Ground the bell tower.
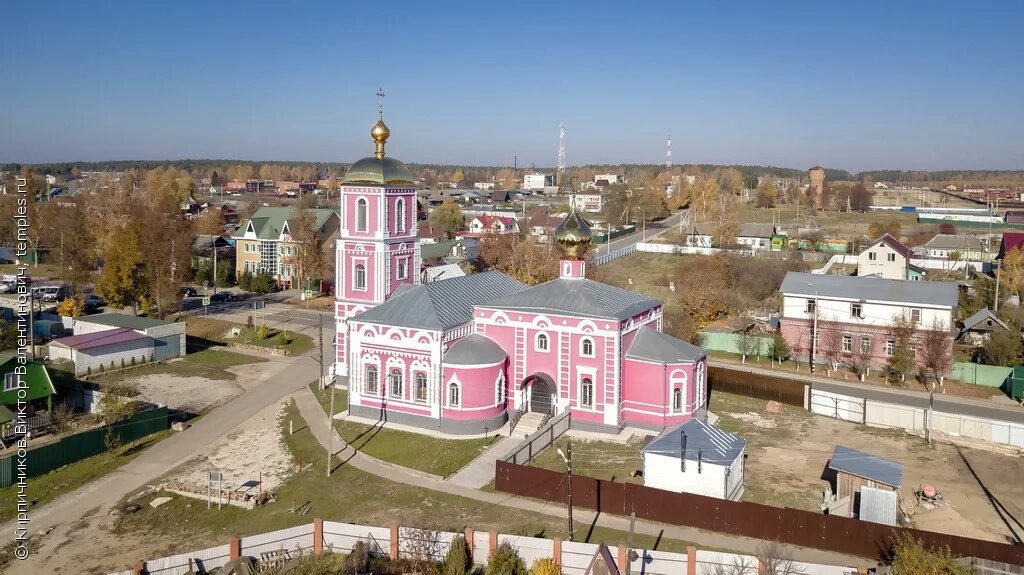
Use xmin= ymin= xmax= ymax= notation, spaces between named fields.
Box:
xmin=335 ymin=91 xmax=420 ymax=376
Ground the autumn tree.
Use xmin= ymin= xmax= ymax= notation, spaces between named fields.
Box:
xmin=802 ymin=185 xmax=817 ymax=210
xmin=769 ymin=332 xmax=791 ymax=364
xmin=495 ymin=168 xmax=519 ymax=190
xmin=95 ymin=221 xmax=148 ymax=314
xmin=999 ymin=248 xmax=1024 ymax=298
xmin=888 ymin=533 xmax=973 ymax=575
xmin=937 ymin=222 xmax=957 ymax=234
xmin=754 ymin=177 xmax=779 ymax=208
xmin=428 ymin=201 xmax=465 ymax=239
xmin=56 ymin=296 xmax=85 ymax=318
xmin=718 ymin=168 xmax=745 ymax=195
xmin=849 ymin=183 xmax=875 ymax=212
xmin=867 ymin=220 xmax=902 ymax=239
xmin=818 ymin=316 xmax=844 ymax=372
xmin=284 ymin=203 xmax=329 ymax=292
xmin=673 ymin=255 xmax=730 ymax=329
xmin=887 ymin=312 xmax=917 ymax=384
xmin=475 ymin=235 xmax=558 ymax=285
xmin=707 ymin=191 xmax=740 ymax=247
xmin=138 ymin=175 xmax=193 ymax=318
xmin=920 ymin=318 xmax=952 ymax=384
xmin=143 ymin=166 xmax=196 ymax=202
xmin=194 ymin=208 xmax=226 ymax=236
xmin=982 ymin=328 xmax=1022 ymax=367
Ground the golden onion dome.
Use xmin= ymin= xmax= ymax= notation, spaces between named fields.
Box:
xmin=371 ymin=119 xmax=390 ymax=146
xmin=554 ymin=203 xmax=593 ymax=259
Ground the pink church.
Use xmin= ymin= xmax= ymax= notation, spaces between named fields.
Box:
xmin=335 ymin=115 xmax=708 ymax=435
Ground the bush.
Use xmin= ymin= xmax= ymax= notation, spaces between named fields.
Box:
xmin=443 ymin=536 xmax=472 ymax=575
xmin=256 ymin=324 xmax=271 ymax=340
xmin=344 ymin=540 xmax=369 ymax=574
xmin=889 ymin=533 xmax=972 ymax=575
xmin=130 ymin=356 xmax=136 ymax=366
xmin=530 ymin=558 xmax=560 ymax=575
xmin=238 ymin=271 xmax=253 ymax=292
xmin=120 ymin=358 xmax=126 ymax=368
xmin=486 ymin=542 xmax=526 ymax=575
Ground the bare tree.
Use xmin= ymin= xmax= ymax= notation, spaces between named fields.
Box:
xmin=887 ymin=312 xmax=917 ymax=385
xmin=818 ymin=316 xmax=844 ymax=373
xmin=737 ymin=323 xmax=760 ymax=364
xmin=702 ymin=542 xmax=805 ymax=575
xmin=920 ymin=318 xmax=952 ymax=386
xmin=851 ymin=336 xmax=874 ymax=382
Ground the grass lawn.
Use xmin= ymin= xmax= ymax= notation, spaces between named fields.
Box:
xmin=184 ymin=316 xmax=314 ymax=355
xmin=531 ymin=437 xmax=646 ymax=485
xmin=112 ymin=402 xmax=707 ymax=559
xmin=307 ymin=383 xmax=496 ymax=477
xmin=0 ymin=430 xmax=171 ymax=522
xmin=91 ymin=349 xmax=265 ymax=384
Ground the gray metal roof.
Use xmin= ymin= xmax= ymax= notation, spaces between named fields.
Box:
xmin=828 ymin=445 xmax=904 ymax=487
xmin=924 ymin=233 xmax=985 ymax=251
xmin=959 ymin=308 xmax=1010 ymax=338
xmin=482 ymin=278 xmax=661 ymax=321
xmin=643 ymin=419 xmax=746 ymax=465
xmin=626 ymin=326 xmax=706 ymax=364
xmin=354 ymin=271 xmax=527 ymax=331
xmin=77 ymin=313 xmax=175 ymax=330
xmin=780 ymin=272 xmax=958 ymax=308
xmin=443 ymin=334 xmax=507 ymax=365
xmin=689 ymin=222 xmax=775 ymax=238
xmin=859 ymin=486 xmax=898 ymax=526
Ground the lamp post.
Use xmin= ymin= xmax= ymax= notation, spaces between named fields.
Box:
xmin=809 ymin=282 xmax=819 ymax=374
xmin=556 ymin=444 xmax=573 ymax=541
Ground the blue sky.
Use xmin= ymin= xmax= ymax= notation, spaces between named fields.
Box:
xmin=2 ymin=1 xmax=1022 ymax=171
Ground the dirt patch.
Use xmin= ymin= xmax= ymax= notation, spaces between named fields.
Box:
xmin=119 ymin=358 xmax=278 ymax=413
xmin=711 ymin=392 xmax=1024 ymax=544
xmin=169 ymin=400 xmax=295 ymax=498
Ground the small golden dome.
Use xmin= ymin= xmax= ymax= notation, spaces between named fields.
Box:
xmin=371 ymin=119 xmax=390 ymax=143
xmin=554 ymin=204 xmax=593 ymax=259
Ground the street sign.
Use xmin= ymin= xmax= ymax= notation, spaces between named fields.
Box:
xmin=304 ymin=289 xmax=314 ymax=300
xmin=202 ymin=296 xmax=211 ymax=306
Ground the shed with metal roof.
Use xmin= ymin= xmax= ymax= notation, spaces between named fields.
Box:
xmin=827 ymin=444 xmax=903 ymax=501
xmin=49 ymin=327 xmax=156 ymax=375
xmin=73 ymin=313 xmax=186 ymax=360
xmin=642 ymin=419 xmax=746 ymax=500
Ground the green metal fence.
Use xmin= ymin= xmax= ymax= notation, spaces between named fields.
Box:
xmin=950 ymin=362 xmax=1013 ymax=388
xmin=0 ymin=406 xmax=169 ymax=488
xmin=699 ymin=331 xmax=774 ymax=357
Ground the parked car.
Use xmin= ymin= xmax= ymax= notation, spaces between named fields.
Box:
xmin=180 ymin=286 xmax=198 ymax=297
xmin=209 ymin=291 xmax=231 ymax=303
xmin=83 ymin=293 xmax=106 ymax=310
xmin=40 ymin=285 xmax=68 ymax=302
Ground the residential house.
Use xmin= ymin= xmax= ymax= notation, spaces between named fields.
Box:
xmin=232 ymin=206 xmax=340 ymax=288
xmin=778 ymin=272 xmax=958 ymax=370
xmin=474 ymin=182 xmax=495 ymax=190
xmin=685 ymin=223 xmax=776 ymax=250
xmin=526 ymin=209 xmax=564 ymax=242
xmin=192 ymin=234 xmax=236 ymax=274
xmin=642 ymin=419 xmax=746 ymax=500
xmin=594 ymin=174 xmax=620 ymax=187
xmin=420 ymin=238 xmax=476 ymax=265
xmin=856 ymin=234 xmax=923 ymax=281
xmin=468 ymin=215 xmax=519 ymax=235
xmin=956 ymin=308 xmax=1010 ymax=346
xmin=421 ymin=262 xmax=466 ymax=283
xmin=999 ymin=232 xmax=1024 ymax=259
xmin=490 ymin=189 xmax=515 ymax=203
xmin=0 ymin=354 xmax=56 ymax=417
xmin=571 ymin=193 xmax=604 ymax=213
xmin=923 ymin=234 xmax=986 ymax=260
xmin=73 ymin=313 xmax=187 ymax=360
xmin=523 ymin=173 xmax=555 ymax=191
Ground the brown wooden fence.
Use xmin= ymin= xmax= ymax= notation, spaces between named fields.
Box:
xmin=708 ymin=365 xmax=806 ymax=407
xmin=495 ymin=460 xmax=1024 ymax=566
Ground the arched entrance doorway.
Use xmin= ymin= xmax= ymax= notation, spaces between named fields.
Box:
xmin=524 ymin=374 xmax=555 ymax=415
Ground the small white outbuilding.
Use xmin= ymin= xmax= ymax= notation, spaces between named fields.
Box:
xmin=642 ymin=419 xmax=746 ymax=500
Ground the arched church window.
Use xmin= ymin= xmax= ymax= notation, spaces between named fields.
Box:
xmin=356 ymin=198 xmax=368 ymax=232
xmin=536 ymin=333 xmax=549 ymax=351
xmin=415 ymin=373 xmax=428 ymax=402
xmin=496 ymin=374 xmax=506 ymax=405
xmin=449 ymin=382 xmax=460 ymax=407
xmin=396 ymin=198 xmax=406 ymax=233
xmin=672 ymin=388 xmax=683 ymax=412
xmin=389 ymin=369 xmax=403 ymax=398
xmin=580 ymin=377 xmax=594 ymax=408
xmin=580 ymin=338 xmax=594 ymax=357
xmin=365 ymin=366 xmax=378 ymax=394
xmin=354 ymin=264 xmax=366 ymax=290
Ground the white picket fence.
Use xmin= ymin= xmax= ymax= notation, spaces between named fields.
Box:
xmin=108 ymin=520 xmax=857 ymax=575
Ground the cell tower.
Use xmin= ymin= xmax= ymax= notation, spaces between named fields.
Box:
xmin=557 ymin=122 xmax=567 ymax=184
xmin=665 ymin=135 xmax=672 ymax=168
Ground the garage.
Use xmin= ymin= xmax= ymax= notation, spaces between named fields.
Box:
xmin=73 ymin=313 xmax=187 ymax=360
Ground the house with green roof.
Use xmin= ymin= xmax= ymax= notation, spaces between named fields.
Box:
xmin=232 ymin=206 xmax=340 ymax=289
xmin=0 ymin=354 xmax=57 ymax=417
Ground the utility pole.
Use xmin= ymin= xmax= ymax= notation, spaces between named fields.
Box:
xmin=557 ymin=442 xmax=573 ymax=541
xmin=212 ymin=242 xmax=218 ymax=295
xmin=809 ymin=283 xmax=818 ymax=374
xmin=625 ymin=511 xmax=636 ymax=575
xmin=994 ymin=264 xmax=1001 ymax=312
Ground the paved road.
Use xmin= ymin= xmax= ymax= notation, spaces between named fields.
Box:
xmin=596 ymin=209 xmax=687 ymax=256
xmin=292 ymin=387 xmax=866 ymax=569
xmin=4 ymin=318 xmax=333 ymax=575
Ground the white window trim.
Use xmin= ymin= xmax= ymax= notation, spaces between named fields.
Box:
xmin=396 ymin=257 xmax=409 ymax=280
xmin=3 ymin=373 xmax=17 ymax=392
xmin=352 ymin=258 xmax=368 ymax=292
xmin=841 ymin=334 xmax=853 ymax=353
xmin=669 ymin=369 xmax=688 ymax=414
xmin=580 ymin=337 xmax=595 ymax=358
xmin=364 ymin=363 xmax=380 ymax=395
xmin=413 ymin=372 xmax=429 ymax=403
xmin=671 ymin=388 xmax=684 ymax=413
xmin=395 ymin=197 xmax=406 ymax=233
xmin=575 ymin=366 xmax=599 ymax=411
xmin=447 ymin=377 xmax=462 ymax=409
xmin=387 ymin=368 xmax=404 ymax=399
xmin=495 ymin=373 xmax=506 ymax=406
xmin=535 ymin=332 xmax=550 ymax=352
xmin=579 ymin=377 xmax=595 ymax=409
xmin=356 ymin=196 xmax=369 ymax=233
xmin=884 ymin=340 xmax=896 ymax=357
